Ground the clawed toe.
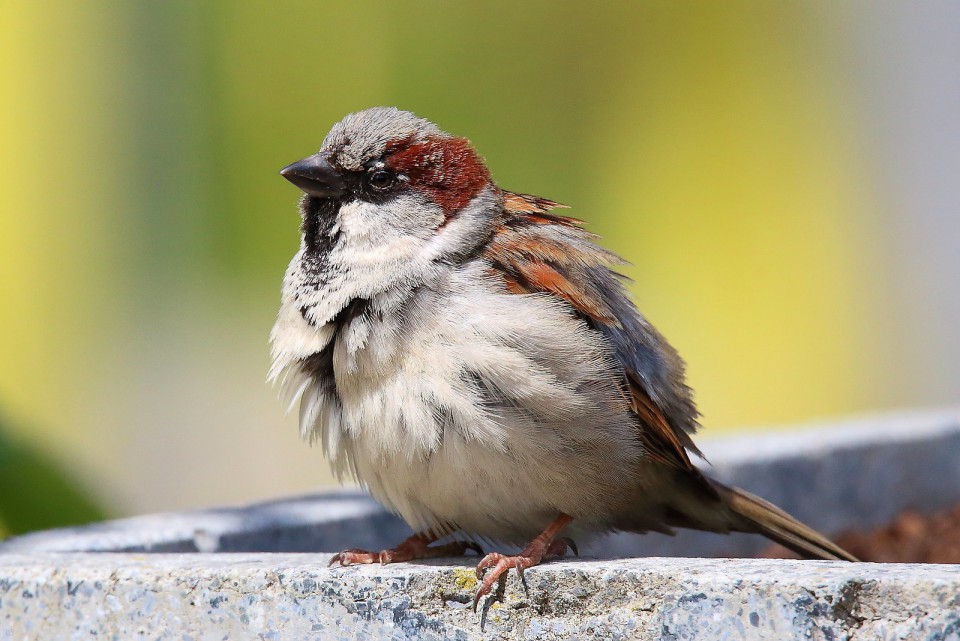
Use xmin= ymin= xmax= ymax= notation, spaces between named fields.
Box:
xmin=328 ymin=549 xmax=379 ymax=567
xmin=470 ymin=515 xmax=577 ymax=615
xmin=472 ymin=552 xmax=535 ymax=612
xmin=474 ymin=552 xmax=503 ymax=580
xmin=330 ymin=535 xmax=486 ymax=569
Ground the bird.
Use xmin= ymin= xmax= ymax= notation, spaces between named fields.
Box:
xmin=270 ymin=106 xmax=856 ymax=607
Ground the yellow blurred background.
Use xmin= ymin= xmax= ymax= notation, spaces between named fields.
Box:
xmin=1 ymin=2 xmax=958 ymax=526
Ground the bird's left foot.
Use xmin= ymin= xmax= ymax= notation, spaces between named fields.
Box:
xmin=472 ymin=514 xmax=576 ymax=611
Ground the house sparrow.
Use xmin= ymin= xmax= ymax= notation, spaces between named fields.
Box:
xmin=271 ymin=107 xmax=856 ymax=606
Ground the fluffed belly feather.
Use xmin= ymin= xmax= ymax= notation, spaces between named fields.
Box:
xmin=303 ymin=281 xmax=647 ymax=543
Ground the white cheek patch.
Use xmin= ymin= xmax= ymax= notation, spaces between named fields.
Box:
xmin=336 ymin=197 xmax=441 ymax=243
xmin=336 ymin=200 xmax=383 ymax=240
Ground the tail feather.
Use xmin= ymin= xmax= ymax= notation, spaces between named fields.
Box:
xmin=715 ymin=482 xmax=858 ymax=561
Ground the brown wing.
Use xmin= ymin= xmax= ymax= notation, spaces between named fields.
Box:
xmin=624 ymin=369 xmax=694 ymax=470
xmin=486 ymin=190 xmax=701 ymax=472
xmin=488 ymin=192 xmax=619 ymax=324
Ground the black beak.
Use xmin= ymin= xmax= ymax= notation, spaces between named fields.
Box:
xmin=280 ymin=153 xmax=347 ymax=199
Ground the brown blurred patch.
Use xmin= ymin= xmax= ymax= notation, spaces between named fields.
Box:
xmin=760 ymin=502 xmax=960 ymax=563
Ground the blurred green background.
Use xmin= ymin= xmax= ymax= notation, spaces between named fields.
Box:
xmin=2 ymin=2 xmax=959 ymax=535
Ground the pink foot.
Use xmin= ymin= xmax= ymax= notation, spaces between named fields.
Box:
xmin=471 ymin=515 xmax=576 ymax=610
xmin=328 ymin=534 xmax=482 ymax=567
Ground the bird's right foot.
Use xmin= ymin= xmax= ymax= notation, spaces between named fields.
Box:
xmin=328 ymin=534 xmax=482 ymax=567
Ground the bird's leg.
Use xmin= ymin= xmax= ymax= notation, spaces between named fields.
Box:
xmin=473 ymin=513 xmax=574 ymax=610
xmin=329 ymin=531 xmax=483 ymax=567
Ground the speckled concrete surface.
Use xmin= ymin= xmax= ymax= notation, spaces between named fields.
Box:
xmin=1 ymin=554 xmax=958 ymax=640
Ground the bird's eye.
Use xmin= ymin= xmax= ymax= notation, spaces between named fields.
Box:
xmin=368 ymin=169 xmax=396 ymax=192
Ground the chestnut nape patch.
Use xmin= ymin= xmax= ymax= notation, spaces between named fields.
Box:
xmin=385 ymin=135 xmax=491 ymax=216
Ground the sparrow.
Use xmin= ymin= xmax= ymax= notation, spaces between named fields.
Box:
xmin=271 ymin=107 xmax=856 ymax=607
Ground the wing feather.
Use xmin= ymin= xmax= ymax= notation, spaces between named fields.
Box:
xmin=486 ymin=191 xmax=702 ymax=471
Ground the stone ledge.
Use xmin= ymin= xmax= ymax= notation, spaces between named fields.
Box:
xmin=1 ymin=554 xmax=957 ymax=640
xmin=2 ymin=409 xmax=960 ymax=639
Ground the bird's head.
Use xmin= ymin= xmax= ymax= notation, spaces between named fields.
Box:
xmin=280 ymin=107 xmax=498 ymax=256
